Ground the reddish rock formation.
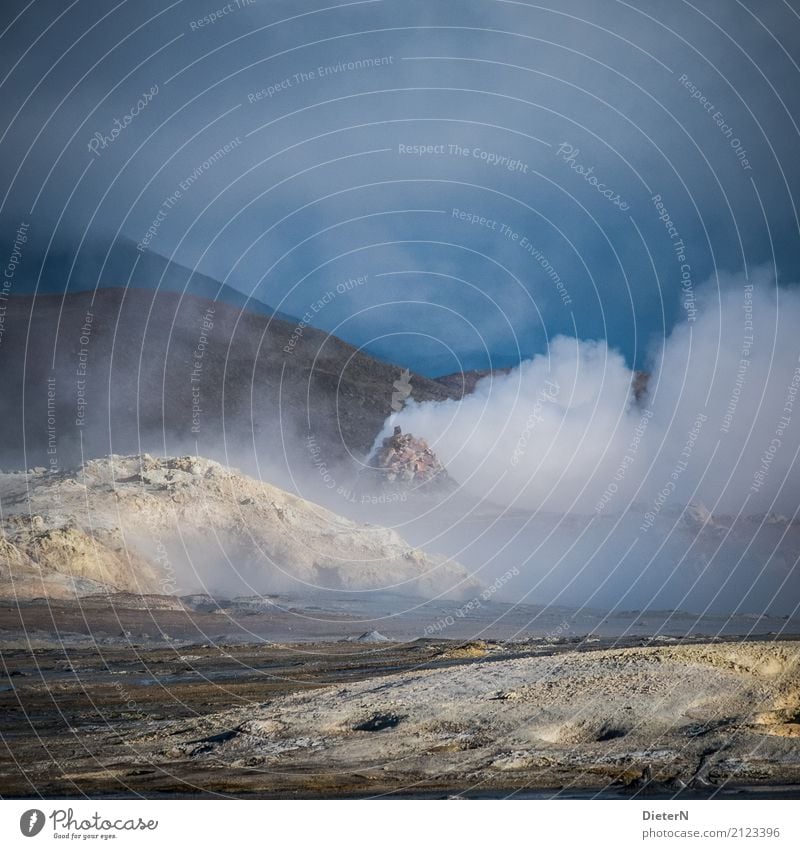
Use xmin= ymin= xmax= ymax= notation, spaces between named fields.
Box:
xmin=362 ymin=427 xmax=455 ymax=492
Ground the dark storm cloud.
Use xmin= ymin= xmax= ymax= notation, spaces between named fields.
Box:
xmin=1 ymin=0 xmax=798 ymax=374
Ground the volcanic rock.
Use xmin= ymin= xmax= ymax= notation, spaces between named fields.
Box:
xmin=0 ymin=454 xmax=478 ymax=600
xmin=353 ymin=630 xmax=391 ymax=643
xmin=361 ymin=427 xmax=456 ymax=494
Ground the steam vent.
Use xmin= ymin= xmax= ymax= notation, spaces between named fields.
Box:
xmin=362 ymin=426 xmax=455 ymax=493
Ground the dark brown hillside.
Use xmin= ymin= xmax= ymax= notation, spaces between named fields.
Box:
xmin=0 ymin=287 xmax=459 ymax=475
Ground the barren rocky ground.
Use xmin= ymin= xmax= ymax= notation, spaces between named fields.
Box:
xmin=2 ymin=631 xmax=798 ymax=798
xmin=128 ymin=640 xmax=800 ymax=795
xmin=1 ymin=448 xmax=798 ymax=799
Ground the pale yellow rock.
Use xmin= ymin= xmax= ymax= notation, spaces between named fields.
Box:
xmin=0 ymin=455 xmax=479 ymax=600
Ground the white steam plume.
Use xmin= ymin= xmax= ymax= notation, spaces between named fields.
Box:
xmin=387 ymin=268 xmax=800 ymax=517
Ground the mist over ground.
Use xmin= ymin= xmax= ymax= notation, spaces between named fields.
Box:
xmin=346 ymin=267 xmax=800 ymax=616
xmin=1 ymin=1 xmax=799 ymax=621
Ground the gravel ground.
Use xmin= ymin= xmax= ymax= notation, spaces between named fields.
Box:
xmin=3 ymin=631 xmax=798 ymax=798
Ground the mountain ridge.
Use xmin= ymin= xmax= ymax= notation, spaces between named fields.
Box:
xmin=0 ymin=284 xmax=461 ymax=475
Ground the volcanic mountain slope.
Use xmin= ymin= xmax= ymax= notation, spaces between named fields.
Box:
xmin=0 ymin=269 xmax=458 ymax=475
xmin=0 ymin=454 xmax=479 ymax=600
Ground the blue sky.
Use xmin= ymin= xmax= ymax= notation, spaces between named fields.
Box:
xmin=2 ymin=0 xmax=799 ymax=375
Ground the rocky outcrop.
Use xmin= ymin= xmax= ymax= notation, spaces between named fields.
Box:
xmin=0 ymin=455 xmax=478 ymax=600
xmin=361 ymin=427 xmax=456 ymax=494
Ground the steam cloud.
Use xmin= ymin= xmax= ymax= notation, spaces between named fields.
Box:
xmin=387 ymin=268 xmax=800 ymax=518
